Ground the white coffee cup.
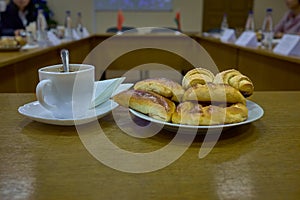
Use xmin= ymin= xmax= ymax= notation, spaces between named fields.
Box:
xmin=36 ymin=64 xmax=95 ymax=119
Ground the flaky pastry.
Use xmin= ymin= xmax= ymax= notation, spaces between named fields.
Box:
xmin=182 ymin=83 xmax=246 ymax=105
xmin=214 ymin=69 xmax=254 ymax=97
xmin=134 ymin=78 xmax=184 ymax=102
xmin=113 ymin=90 xmax=176 ymax=122
xmin=172 ymin=101 xmax=248 ymax=125
xmin=182 ymin=67 xmax=215 ymax=89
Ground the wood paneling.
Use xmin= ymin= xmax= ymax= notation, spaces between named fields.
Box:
xmin=203 ymin=0 xmax=254 ymax=32
xmin=0 ymin=34 xmax=300 ymax=92
xmin=0 ymin=65 xmax=17 ymax=93
xmin=238 ymin=50 xmax=300 ymax=91
xmin=196 ymin=38 xmax=238 ymax=72
xmin=196 ymin=36 xmax=300 ymax=91
xmin=14 ymin=51 xmax=59 ymax=92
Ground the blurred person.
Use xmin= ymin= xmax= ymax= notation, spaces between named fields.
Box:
xmin=0 ymin=0 xmax=37 ymax=36
xmin=274 ymin=0 xmax=300 ymax=38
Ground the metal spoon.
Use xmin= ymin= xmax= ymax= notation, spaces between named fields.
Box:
xmin=60 ymin=49 xmax=70 ymax=72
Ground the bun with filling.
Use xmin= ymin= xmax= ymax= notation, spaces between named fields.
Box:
xmin=172 ymin=101 xmax=248 ymax=125
xmin=113 ymin=89 xmax=176 ymax=122
xmin=134 ymin=78 xmax=184 ymax=102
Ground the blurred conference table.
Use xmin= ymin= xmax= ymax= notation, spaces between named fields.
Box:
xmin=0 ymin=33 xmax=300 ymax=92
xmin=1 ymin=91 xmax=300 ymax=199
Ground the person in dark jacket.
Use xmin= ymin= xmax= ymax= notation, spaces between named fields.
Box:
xmin=1 ymin=0 xmax=37 ymax=36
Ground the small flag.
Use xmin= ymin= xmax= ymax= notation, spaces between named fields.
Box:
xmin=117 ymin=10 xmax=124 ymax=31
xmin=174 ymin=11 xmax=181 ymax=31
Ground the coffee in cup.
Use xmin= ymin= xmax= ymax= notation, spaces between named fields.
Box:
xmin=36 ymin=64 xmax=95 ymax=119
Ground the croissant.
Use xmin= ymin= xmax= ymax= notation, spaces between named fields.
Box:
xmin=182 ymin=67 xmax=215 ymax=89
xmin=182 ymin=83 xmax=246 ymax=105
xmin=172 ymin=101 xmax=248 ymax=125
xmin=214 ymin=69 xmax=254 ymax=97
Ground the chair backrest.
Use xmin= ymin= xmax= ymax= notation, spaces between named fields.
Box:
xmin=106 ymin=26 xmax=137 ymax=33
xmin=149 ymin=27 xmax=180 ymax=33
xmin=206 ymin=28 xmax=221 ymax=34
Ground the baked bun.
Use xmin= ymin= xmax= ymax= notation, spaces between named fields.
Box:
xmin=134 ymin=78 xmax=184 ymax=102
xmin=15 ymin=36 xmax=27 ymax=46
xmin=172 ymin=102 xmax=248 ymax=125
xmin=182 ymin=83 xmax=246 ymax=105
xmin=214 ymin=69 xmax=254 ymax=97
xmin=172 ymin=102 xmax=203 ymax=125
xmin=0 ymin=37 xmax=18 ymax=47
xmin=113 ymin=90 xmax=176 ymax=122
xmin=182 ymin=67 xmax=215 ymax=89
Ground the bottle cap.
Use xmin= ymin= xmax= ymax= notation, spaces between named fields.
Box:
xmin=266 ymin=8 xmax=272 ymax=12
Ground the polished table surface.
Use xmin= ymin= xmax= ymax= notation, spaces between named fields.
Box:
xmin=1 ymin=92 xmax=300 ymax=199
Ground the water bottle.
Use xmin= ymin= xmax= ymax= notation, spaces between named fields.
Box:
xmin=220 ymin=13 xmax=229 ymax=35
xmin=64 ymin=10 xmax=73 ymax=40
xmin=261 ymin=8 xmax=274 ymax=50
xmin=36 ymin=9 xmax=48 ymax=47
xmin=0 ymin=0 xmax=6 ymax=12
xmin=0 ymin=0 xmax=6 ymax=29
xmin=76 ymin=12 xmax=83 ymax=38
xmin=245 ymin=10 xmax=255 ymax=32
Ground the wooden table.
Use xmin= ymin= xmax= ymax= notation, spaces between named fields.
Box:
xmin=1 ymin=92 xmax=299 ymax=199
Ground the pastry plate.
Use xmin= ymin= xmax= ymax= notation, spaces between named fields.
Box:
xmin=129 ymin=100 xmax=264 ymax=133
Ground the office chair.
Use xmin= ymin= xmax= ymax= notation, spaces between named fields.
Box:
xmin=106 ymin=26 xmax=137 ymax=33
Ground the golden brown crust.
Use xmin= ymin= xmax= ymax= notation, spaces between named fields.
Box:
xmin=134 ymin=78 xmax=184 ymax=102
xmin=214 ymin=69 xmax=254 ymax=97
xmin=0 ymin=37 xmax=18 ymax=47
xmin=182 ymin=83 xmax=246 ymax=105
xmin=113 ymin=68 xmax=253 ymax=125
xmin=224 ymin=103 xmax=248 ymax=124
xmin=182 ymin=67 xmax=215 ymax=89
xmin=172 ymin=102 xmax=248 ymax=125
xmin=113 ymin=90 xmax=176 ymax=122
xmin=172 ymin=102 xmax=203 ymax=125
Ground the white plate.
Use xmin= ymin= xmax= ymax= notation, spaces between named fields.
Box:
xmin=18 ymin=100 xmax=118 ymax=126
xmin=129 ymin=100 xmax=264 ymax=133
xmin=18 ymin=83 xmax=133 ymax=126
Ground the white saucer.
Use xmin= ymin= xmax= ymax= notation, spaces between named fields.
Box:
xmin=18 ymin=100 xmax=118 ymax=126
xmin=18 ymin=82 xmax=133 ymax=126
